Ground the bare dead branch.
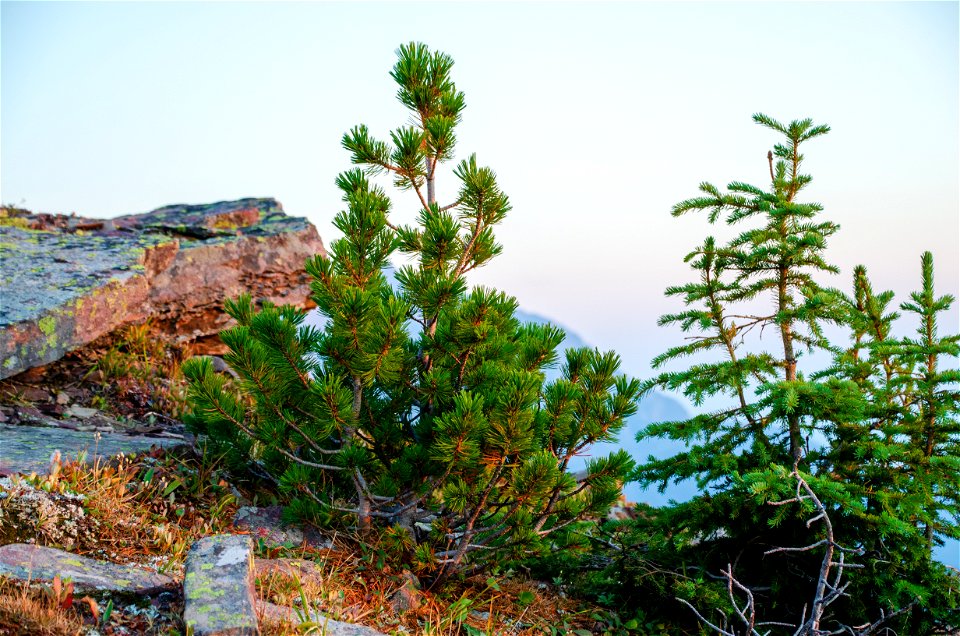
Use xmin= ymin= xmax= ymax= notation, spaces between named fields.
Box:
xmin=681 ymin=460 xmax=917 ymax=636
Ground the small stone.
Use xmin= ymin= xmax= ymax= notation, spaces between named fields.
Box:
xmin=66 ymin=406 xmax=99 ymax=419
xmin=18 ymin=367 xmax=48 ymax=383
xmin=63 ymin=387 xmax=85 ymax=400
xmin=55 ymin=392 xmax=70 ymax=405
xmin=390 ymin=570 xmax=421 ymax=614
xmin=13 ymin=406 xmax=59 ymax=427
xmin=36 ymin=402 xmax=64 ymax=417
xmin=0 ymin=544 xmax=175 ymax=596
xmin=60 ymin=419 xmax=96 ymax=431
xmin=19 ymin=386 xmax=51 ymax=403
xmin=233 ymin=506 xmax=332 ymax=549
xmin=183 ymin=534 xmax=259 ymax=636
xmin=209 ymin=356 xmax=239 ymax=378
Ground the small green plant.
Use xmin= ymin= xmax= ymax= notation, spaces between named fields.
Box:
xmin=89 ymin=321 xmax=188 ymax=417
xmin=0 ymin=205 xmax=32 ymax=229
xmin=95 ymin=347 xmax=131 ymax=380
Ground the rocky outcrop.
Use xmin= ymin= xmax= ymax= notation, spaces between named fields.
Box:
xmin=0 ymin=198 xmax=326 ymax=379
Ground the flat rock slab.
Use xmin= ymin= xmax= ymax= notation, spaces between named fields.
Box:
xmin=1 ymin=198 xmax=325 ymax=379
xmin=0 ymin=544 xmax=175 ymax=596
xmin=258 ymin=602 xmax=388 ymax=636
xmin=0 ymin=424 xmax=184 ymax=475
xmin=184 ymin=534 xmax=259 ymax=636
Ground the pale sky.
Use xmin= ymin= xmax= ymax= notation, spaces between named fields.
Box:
xmin=2 ymin=1 xmax=958 ymax=385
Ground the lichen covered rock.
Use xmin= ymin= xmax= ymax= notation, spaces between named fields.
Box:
xmin=0 ymin=423 xmax=184 ymax=476
xmin=183 ymin=534 xmax=259 ymax=636
xmin=0 ymin=543 xmax=175 ymax=596
xmin=1 ymin=198 xmax=326 ymax=379
xmin=0 ymin=478 xmax=96 ymax=549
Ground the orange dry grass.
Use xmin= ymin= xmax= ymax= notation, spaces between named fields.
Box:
xmin=252 ymin=532 xmax=606 ymax=635
xmin=0 ymin=577 xmax=84 ymax=636
xmin=413 ymin=574 xmax=603 ymax=635
xmin=19 ymin=447 xmax=238 ymax=574
xmin=10 ymin=448 xmax=609 ymax=635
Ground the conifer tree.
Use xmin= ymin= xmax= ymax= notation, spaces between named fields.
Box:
xmin=626 ymin=115 xmax=959 ymax=631
xmin=634 ymin=115 xmax=844 ymax=535
xmin=184 ymin=43 xmax=639 ymax=582
xmin=889 ymin=252 xmax=960 ymax=550
xmin=812 ymin=253 xmax=960 ymax=624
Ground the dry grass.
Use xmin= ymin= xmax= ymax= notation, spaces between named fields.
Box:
xmin=6 ymin=445 xmax=238 ymax=575
xmin=0 ymin=576 xmax=85 ymax=636
xmin=5 ymin=448 xmax=615 ymax=634
xmin=90 ymin=322 xmax=189 ymax=419
xmin=0 ymin=329 xmax=622 ymax=635
xmin=0 ymin=574 xmax=184 ymax=635
xmin=249 ymin=530 xmax=609 ymax=635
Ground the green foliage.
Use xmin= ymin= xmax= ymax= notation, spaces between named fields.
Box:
xmin=619 ymin=115 xmax=959 ymax=632
xmin=184 ymin=43 xmax=640 ymax=582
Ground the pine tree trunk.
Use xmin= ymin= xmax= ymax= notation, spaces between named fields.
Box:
xmin=350 ymin=376 xmax=371 ymax=529
xmin=923 ymin=328 xmax=937 ymax=550
xmin=426 ymin=157 xmax=435 ymax=205
xmin=779 ymin=265 xmax=802 ymax=461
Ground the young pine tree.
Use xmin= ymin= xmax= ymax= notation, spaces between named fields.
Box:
xmin=183 ymin=43 xmax=640 ymax=583
xmin=634 ymin=114 xmax=845 ymax=543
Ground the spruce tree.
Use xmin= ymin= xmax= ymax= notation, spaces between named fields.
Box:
xmin=811 ymin=253 xmax=960 ymax=626
xmin=626 ymin=115 xmax=959 ymax=631
xmin=891 ymin=252 xmax=960 ymax=552
xmin=184 ymin=42 xmax=640 ymax=582
xmin=634 ymin=115 xmax=843 ymax=539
